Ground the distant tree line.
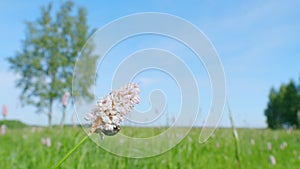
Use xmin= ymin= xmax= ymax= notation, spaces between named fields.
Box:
xmin=265 ymin=78 xmax=300 ymax=129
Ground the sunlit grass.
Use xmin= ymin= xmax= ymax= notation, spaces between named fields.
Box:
xmin=0 ymin=127 xmax=299 ymax=168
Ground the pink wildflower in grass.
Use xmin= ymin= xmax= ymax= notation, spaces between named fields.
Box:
xmin=46 ymin=137 xmax=51 ymax=147
xmin=41 ymin=137 xmax=51 ymax=147
xmin=37 ymin=127 xmax=42 ymax=133
xmin=41 ymin=137 xmax=46 ymax=145
xmin=280 ymin=142 xmax=288 ymax=150
xmin=267 ymin=142 xmax=272 ymax=150
xmin=31 ymin=127 xmax=36 ymax=133
xmin=62 ymin=92 xmax=71 ymax=107
xmin=250 ymin=139 xmax=255 ymax=145
xmin=1 ymin=124 xmax=7 ymax=135
xmin=270 ymin=155 xmax=276 ymax=165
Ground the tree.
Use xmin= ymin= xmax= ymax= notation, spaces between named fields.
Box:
xmin=265 ymin=80 xmax=300 ymax=129
xmin=7 ymin=1 xmax=97 ymax=127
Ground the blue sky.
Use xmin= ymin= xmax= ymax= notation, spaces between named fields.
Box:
xmin=1 ymin=0 xmax=300 ymax=128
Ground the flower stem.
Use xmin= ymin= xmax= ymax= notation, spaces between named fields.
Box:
xmin=52 ymin=134 xmax=90 ymax=169
xmin=228 ymin=103 xmax=242 ymax=169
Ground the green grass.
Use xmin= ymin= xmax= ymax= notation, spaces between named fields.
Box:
xmin=0 ymin=126 xmax=300 ymax=169
xmin=0 ymin=120 xmax=27 ymax=128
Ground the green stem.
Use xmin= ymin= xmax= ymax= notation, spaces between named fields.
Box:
xmin=228 ymin=103 xmax=241 ymax=169
xmin=52 ymin=134 xmax=90 ymax=169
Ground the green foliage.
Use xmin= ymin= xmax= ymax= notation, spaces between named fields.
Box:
xmin=6 ymin=1 xmax=97 ymax=127
xmin=0 ymin=120 xmax=27 ymax=128
xmin=0 ymin=127 xmax=300 ymax=168
xmin=265 ymin=80 xmax=300 ymax=129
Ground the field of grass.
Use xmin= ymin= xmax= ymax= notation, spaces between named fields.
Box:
xmin=1 ymin=124 xmax=300 ymax=169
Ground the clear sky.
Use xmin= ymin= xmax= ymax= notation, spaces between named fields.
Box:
xmin=1 ymin=0 xmax=300 ymax=128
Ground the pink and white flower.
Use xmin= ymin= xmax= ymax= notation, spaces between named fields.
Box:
xmin=2 ymin=105 xmax=8 ymax=119
xmin=1 ymin=124 xmax=6 ymax=135
xmin=62 ymin=92 xmax=71 ymax=107
xmin=270 ymin=155 xmax=276 ymax=165
xmin=85 ymin=83 xmax=140 ymax=136
xmin=267 ymin=142 xmax=272 ymax=150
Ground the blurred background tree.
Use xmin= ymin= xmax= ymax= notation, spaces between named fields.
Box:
xmin=265 ymin=79 xmax=300 ymax=129
xmin=7 ymin=1 xmax=97 ymax=127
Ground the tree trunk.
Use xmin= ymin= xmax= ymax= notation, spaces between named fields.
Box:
xmin=60 ymin=106 xmax=66 ymax=128
xmin=48 ymin=99 xmax=53 ymax=128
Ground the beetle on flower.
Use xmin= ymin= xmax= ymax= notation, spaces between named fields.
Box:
xmin=84 ymin=82 xmax=140 ymax=136
xmin=53 ymin=82 xmax=140 ymax=169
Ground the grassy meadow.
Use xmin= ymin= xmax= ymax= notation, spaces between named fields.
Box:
xmin=0 ymin=123 xmax=300 ymax=169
